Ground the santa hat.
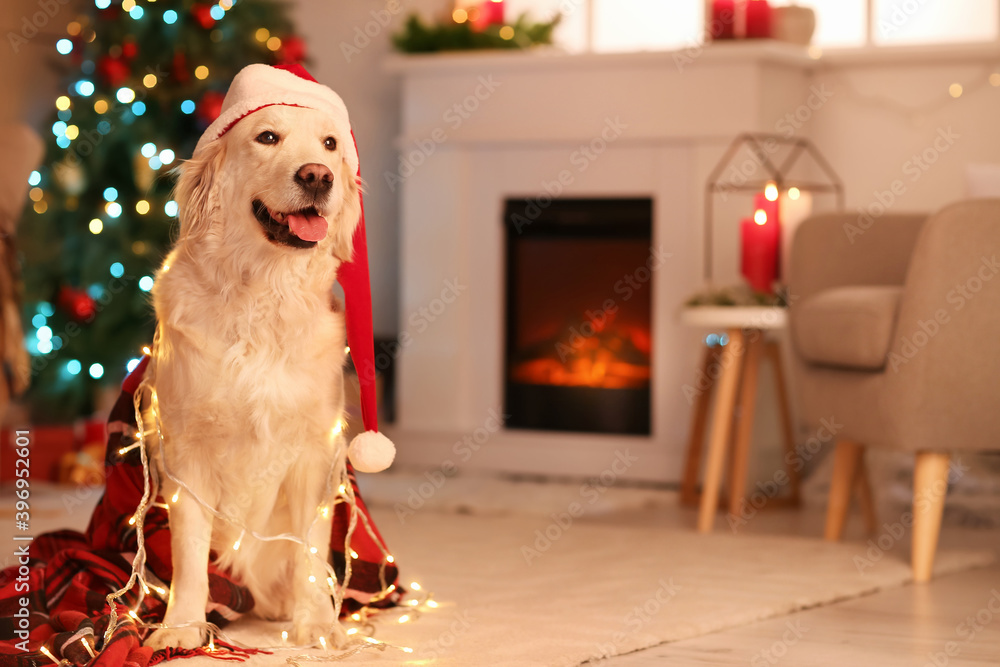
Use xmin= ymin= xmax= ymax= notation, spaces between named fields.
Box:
xmin=194 ymin=63 xmax=394 ymax=474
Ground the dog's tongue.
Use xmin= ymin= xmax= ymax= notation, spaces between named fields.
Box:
xmin=286 ymin=211 xmax=328 ymax=242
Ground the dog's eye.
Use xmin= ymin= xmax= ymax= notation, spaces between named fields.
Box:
xmin=255 ymin=131 xmax=279 ymax=145
xmin=323 ymin=136 xmax=337 ymax=151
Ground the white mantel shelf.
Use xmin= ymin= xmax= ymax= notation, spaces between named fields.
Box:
xmin=384 ymin=40 xmax=820 ymax=74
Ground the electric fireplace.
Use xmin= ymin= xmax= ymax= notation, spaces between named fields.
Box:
xmin=504 ymin=198 xmax=653 ymax=435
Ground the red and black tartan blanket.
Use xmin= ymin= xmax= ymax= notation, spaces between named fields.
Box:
xmin=0 ymin=359 xmax=400 ymax=666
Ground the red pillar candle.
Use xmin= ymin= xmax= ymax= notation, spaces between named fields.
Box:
xmin=471 ymin=0 xmax=504 ymax=30
xmin=709 ymin=0 xmax=736 ymax=40
xmin=745 ymin=0 xmax=772 ymax=38
xmin=754 ymin=191 xmax=781 ymax=279
xmin=741 ymin=198 xmax=780 ymax=294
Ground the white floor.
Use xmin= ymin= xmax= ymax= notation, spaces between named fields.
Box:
xmin=590 ymin=498 xmax=1000 ymax=666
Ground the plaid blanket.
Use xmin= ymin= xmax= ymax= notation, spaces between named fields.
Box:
xmin=0 ymin=358 xmax=400 ymax=666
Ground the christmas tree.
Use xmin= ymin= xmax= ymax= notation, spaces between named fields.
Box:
xmin=19 ymin=0 xmax=307 ymax=423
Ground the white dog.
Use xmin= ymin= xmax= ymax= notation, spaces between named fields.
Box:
xmin=142 ymin=66 xmax=389 ymax=651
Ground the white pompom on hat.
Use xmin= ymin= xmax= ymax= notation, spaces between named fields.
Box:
xmin=194 ymin=63 xmax=394 ymax=473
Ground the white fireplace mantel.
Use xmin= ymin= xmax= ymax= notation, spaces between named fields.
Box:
xmin=385 ymin=42 xmax=817 ymax=483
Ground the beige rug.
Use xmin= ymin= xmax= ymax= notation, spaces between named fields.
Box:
xmin=207 ymin=508 xmax=992 ymax=666
xmin=2 ymin=484 xmax=994 ymax=666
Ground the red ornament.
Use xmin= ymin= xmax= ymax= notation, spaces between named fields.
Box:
xmin=97 ymin=55 xmax=130 ymax=88
xmin=279 ymin=36 xmax=307 ymax=63
xmin=196 ymin=90 xmax=226 ymax=126
xmin=57 ymin=286 xmax=97 ymax=323
xmin=190 ymin=3 xmax=216 ymax=29
xmin=172 ymin=51 xmax=190 ymax=84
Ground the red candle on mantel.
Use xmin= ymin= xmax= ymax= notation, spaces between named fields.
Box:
xmin=471 ymin=0 xmax=504 ymax=30
xmin=745 ymin=0 xmax=773 ymax=39
xmin=709 ymin=0 xmax=736 ymax=40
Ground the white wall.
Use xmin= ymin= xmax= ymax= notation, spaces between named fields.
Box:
xmin=294 ymin=0 xmax=448 ymax=336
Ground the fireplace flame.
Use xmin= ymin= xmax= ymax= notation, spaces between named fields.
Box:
xmin=510 ymin=325 xmax=650 ymax=389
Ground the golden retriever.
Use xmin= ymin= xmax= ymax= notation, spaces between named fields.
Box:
xmin=143 ymin=103 xmax=361 ymax=651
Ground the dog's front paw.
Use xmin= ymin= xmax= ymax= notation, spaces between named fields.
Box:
xmin=294 ymin=620 xmax=347 ymax=649
xmin=144 ymin=626 xmax=207 ymax=651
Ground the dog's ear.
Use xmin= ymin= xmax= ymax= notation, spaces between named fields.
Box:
xmin=331 ymin=160 xmax=362 ymax=262
xmin=174 ymin=139 xmax=227 ymax=241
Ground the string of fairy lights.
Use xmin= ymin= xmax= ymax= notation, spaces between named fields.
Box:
xmin=50 ymin=378 xmax=432 ymax=664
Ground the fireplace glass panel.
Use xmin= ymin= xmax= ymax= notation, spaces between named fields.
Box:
xmin=504 ymin=198 xmax=653 ymax=435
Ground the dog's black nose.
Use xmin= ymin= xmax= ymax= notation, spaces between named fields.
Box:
xmin=294 ymin=163 xmax=333 ymax=196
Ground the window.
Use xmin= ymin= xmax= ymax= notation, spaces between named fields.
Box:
xmin=509 ymin=0 xmax=999 ymax=52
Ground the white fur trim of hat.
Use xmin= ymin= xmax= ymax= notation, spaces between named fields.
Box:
xmin=193 ymin=63 xmax=358 ymax=174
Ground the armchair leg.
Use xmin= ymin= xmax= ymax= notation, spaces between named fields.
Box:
xmin=824 ymin=440 xmax=864 ymax=541
xmin=912 ymin=451 xmax=951 ymax=583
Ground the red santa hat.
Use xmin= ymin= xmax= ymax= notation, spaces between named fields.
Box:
xmin=194 ymin=63 xmax=394 ymax=473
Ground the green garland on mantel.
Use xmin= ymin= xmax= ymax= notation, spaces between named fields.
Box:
xmin=685 ymin=284 xmax=789 ymax=307
xmin=392 ymin=13 xmax=561 ymax=53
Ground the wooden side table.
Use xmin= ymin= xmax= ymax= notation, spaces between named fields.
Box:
xmin=678 ymin=306 xmax=801 ymax=533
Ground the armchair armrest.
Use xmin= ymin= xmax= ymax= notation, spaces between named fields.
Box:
xmin=788 ymin=212 xmax=927 ymax=302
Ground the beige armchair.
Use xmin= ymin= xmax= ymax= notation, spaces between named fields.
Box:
xmin=787 ymin=200 xmax=1000 ymax=582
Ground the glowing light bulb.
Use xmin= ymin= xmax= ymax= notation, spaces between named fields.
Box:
xmin=351 ymin=613 xmax=361 ymax=621
xmin=398 ymin=615 xmax=410 ymax=623
xmin=89 ymin=218 xmax=103 ymax=234
xmin=410 ymin=582 xmax=421 ymax=591
xmin=310 ymin=546 xmax=318 ymax=554
xmin=128 ymin=516 xmax=137 ymax=526
xmin=788 ymin=187 xmax=801 ymax=200
xmin=308 ymin=575 xmax=316 ymax=583
xmin=169 ymin=493 xmax=178 ymax=504
xmin=143 ymin=346 xmax=152 ymax=355
xmin=427 ymin=599 xmax=439 ymax=608
xmin=386 ymin=554 xmax=395 ymax=563
xmin=346 ymin=628 xmax=358 ymax=635
xmin=128 ymin=610 xmax=139 ymax=620
xmin=233 ymin=538 xmax=241 ymax=551
xmin=764 ymin=182 xmax=779 ymax=201
xmin=754 ymin=209 xmax=767 ymax=225
xmin=318 ymin=636 xmax=327 ymax=650
xmin=350 ymin=549 xmax=359 ymax=559
xmin=281 ymin=630 xmax=288 ymax=643
xmin=401 ymin=647 xmax=414 ymax=654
